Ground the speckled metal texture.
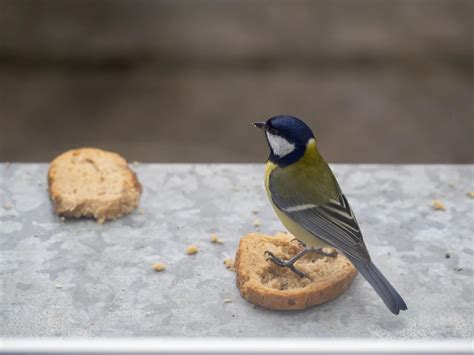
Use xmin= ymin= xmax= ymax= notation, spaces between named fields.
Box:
xmin=0 ymin=164 xmax=472 ymax=338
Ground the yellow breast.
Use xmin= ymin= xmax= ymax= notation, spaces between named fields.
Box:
xmin=264 ymin=160 xmax=330 ymax=249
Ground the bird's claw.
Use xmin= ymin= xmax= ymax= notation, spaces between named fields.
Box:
xmin=264 ymin=250 xmax=310 ymax=279
xmin=288 ymin=265 xmax=309 ymax=279
xmin=264 ymin=251 xmax=286 ymax=267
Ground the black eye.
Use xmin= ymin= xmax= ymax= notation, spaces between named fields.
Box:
xmin=268 ymin=127 xmax=278 ymax=135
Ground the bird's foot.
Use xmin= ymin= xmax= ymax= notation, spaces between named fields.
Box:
xmin=264 ymin=247 xmax=338 ymax=279
xmin=264 ymin=250 xmax=309 ymax=279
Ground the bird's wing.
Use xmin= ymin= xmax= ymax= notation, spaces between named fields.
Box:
xmin=269 ymin=168 xmax=370 ymax=262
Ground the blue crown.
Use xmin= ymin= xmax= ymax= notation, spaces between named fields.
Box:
xmin=266 ymin=115 xmax=314 ymax=145
xmin=264 ymin=115 xmax=315 ymax=166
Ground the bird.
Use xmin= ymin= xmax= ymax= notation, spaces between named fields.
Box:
xmin=253 ymin=115 xmax=407 ymax=315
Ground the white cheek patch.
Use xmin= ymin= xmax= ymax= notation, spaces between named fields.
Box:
xmin=266 ymin=132 xmax=295 ymax=157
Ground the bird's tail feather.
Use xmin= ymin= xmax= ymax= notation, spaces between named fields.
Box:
xmin=350 ymin=258 xmax=407 ymax=315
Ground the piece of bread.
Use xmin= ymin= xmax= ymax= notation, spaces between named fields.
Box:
xmin=48 ymin=148 xmax=142 ymax=223
xmin=235 ymin=232 xmax=357 ymax=310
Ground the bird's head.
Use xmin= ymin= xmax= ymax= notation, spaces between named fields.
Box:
xmin=253 ymin=115 xmax=315 ymax=166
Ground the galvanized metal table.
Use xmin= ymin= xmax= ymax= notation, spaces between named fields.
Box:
xmin=1 ymin=164 xmax=473 ymax=339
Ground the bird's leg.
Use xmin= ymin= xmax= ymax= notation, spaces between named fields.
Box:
xmin=265 ymin=251 xmax=308 ymax=278
xmin=264 ymin=247 xmax=338 ymax=279
xmin=265 ymin=249 xmax=312 ymax=278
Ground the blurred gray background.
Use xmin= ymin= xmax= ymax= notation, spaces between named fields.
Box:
xmin=0 ymin=0 xmax=472 ymax=163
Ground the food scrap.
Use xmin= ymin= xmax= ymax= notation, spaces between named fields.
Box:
xmin=253 ymin=218 xmax=261 ymax=228
xmin=432 ymin=200 xmax=445 ymax=211
xmin=210 ymin=234 xmax=224 ymax=244
xmin=152 ymin=262 xmax=166 ymax=272
xmin=468 ymin=191 xmax=474 ymax=198
xmin=186 ymin=245 xmax=199 ymax=255
xmin=224 ymin=298 xmax=232 ymax=304
xmin=223 ymin=258 xmax=235 ymax=271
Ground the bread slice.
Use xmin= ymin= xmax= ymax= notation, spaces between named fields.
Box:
xmin=235 ymin=232 xmax=357 ymax=310
xmin=48 ymin=148 xmax=142 ymax=223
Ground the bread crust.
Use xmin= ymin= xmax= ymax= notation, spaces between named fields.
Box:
xmin=48 ymin=147 xmax=142 ymax=223
xmin=235 ymin=233 xmax=357 ymax=310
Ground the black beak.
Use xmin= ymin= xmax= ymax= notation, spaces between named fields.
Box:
xmin=253 ymin=122 xmax=266 ymax=130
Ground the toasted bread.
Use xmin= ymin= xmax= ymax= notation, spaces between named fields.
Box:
xmin=48 ymin=148 xmax=142 ymax=223
xmin=235 ymin=232 xmax=357 ymax=310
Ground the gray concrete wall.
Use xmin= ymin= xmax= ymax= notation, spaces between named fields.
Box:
xmin=0 ymin=0 xmax=472 ymax=163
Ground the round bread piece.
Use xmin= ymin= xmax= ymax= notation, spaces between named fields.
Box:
xmin=48 ymin=148 xmax=142 ymax=223
xmin=235 ymin=232 xmax=357 ymax=310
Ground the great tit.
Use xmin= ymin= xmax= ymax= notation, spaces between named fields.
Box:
xmin=253 ymin=115 xmax=407 ymax=315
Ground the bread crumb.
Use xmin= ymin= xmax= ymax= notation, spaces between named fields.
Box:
xmin=468 ymin=191 xmax=474 ymax=198
xmin=186 ymin=245 xmax=199 ymax=255
xmin=3 ymin=201 xmax=13 ymax=210
xmin=152 ymin=262 xmax=166 ymax=272
xmin=132 ymin=160 xmax=140 ymax=167
xmin=210 ymin=234 xmax=224 ymax=244
xmin=223 ymin=258 xmax=235 ymax=271
xmin=224 ymin=298 xmax=232 ymax=303
xmin=55 ymin=283 xmax=63 ymax=289
xmin=432 ymin=200 xmax=445 ymax=211
xmin=253 ymin=218 xmax=261 ymax=227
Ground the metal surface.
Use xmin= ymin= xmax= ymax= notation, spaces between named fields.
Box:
xmin=1 ymin=164 xmax=473 ymax=338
